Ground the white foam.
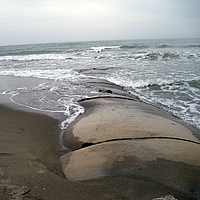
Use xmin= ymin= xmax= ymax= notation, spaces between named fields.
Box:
xmin=153 ymin=195 xmax=177 ymax=200
xmin=0 ymin=53 xmax=70 ymax=61
xmin=91 ymin=46 xmax=120 ymax=53
xmin=1 ymin=39 xmax=200 ymax=131
xmin=0 ymin=68 xmax=79 ymax=81
xmin=60 ymin=100 xmax=85 ymax=129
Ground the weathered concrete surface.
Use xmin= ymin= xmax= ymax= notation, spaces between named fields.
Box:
xmin=61 ymin=139 xmax=200 ymax=197
xmin=63 ymin=98 xmax=199 ymax=150
xmin=61 ymin=80 xmax=200 ymax=199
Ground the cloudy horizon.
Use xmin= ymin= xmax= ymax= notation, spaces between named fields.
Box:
xmin=0 ymin=0 xmax=200 ymax=46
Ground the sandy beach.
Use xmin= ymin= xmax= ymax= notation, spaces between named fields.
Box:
xmin=0 ymin=93 xmax=199 ymax=200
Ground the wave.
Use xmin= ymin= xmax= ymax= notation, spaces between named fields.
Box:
xmin=125 ymin=76 xmax=200 ymax=90
xmin=144 ymin=52 xmax=180 ymax=60
xmin=188 ymin=79 xmax=200 ymax=89
xmin=127 ymin=77 xmax=200 ymax=129
xmin=146 ymin=83 xmax=161 ymax=90
xmin=0 ymin=53 xmax=73 ymax=61
xmin=0 ymin=50 xmax=56 ymax=56
xmin=183 ymin=44 xmax=200 ymax=48
xmin=91 ymin=46 xmax=120 ymax=52
xmin=78 ymin=67 xmax=113 ymax=73
xmin=120 ymin=44 xmax=200 ymax=49
xmin=158 ymin=45 xmax=173 ymax=48
xmin=120 ymin=45 xmax=147 ymax=49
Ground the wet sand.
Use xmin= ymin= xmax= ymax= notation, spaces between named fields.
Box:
xmin=0 ymin=93 xmax=198 ymax=199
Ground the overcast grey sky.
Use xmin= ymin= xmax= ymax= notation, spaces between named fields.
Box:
xmin=0 ymin=0 xmax=200 ymax=45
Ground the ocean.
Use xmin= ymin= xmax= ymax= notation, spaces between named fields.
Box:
xmin=0 ymin=38 xmax=199 ymax=131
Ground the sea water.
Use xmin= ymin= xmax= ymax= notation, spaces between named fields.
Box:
xmin=0 ymin=38 xmax=199 ymax=130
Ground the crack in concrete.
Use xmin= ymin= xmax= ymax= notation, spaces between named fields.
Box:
xmin=96 ymin=113 xmax=103 ymax=131
xmin=79 ymin=136 xmax=200 ymax=150
xmin=78 ymin=96 xmax=138 ymax=102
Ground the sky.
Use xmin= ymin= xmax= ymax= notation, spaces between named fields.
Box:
xmin=0 ymin=0 xmax=200 ymax=46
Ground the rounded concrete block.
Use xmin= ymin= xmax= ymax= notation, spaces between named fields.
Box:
xmin=61 ymin=139 xmax=200 ymax=196
xmin=63 ymin=98 xmax=199 ymax=150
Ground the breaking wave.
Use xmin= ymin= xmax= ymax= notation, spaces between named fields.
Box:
xmin=0 ymin=38 xmax=200 ymax=131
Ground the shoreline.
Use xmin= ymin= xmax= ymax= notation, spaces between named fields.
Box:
xmin=0 ymin=94 xmax=64 ymax=175
xmin=0 ymin=94 xmax=199 ymax=199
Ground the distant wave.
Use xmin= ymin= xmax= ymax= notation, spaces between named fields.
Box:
xmin=120 ymin=45 xmax=147 ymax=49
xmin=158 ymin=45 xmax=173 ymax=48
xmin=188 ymin=79 xmax=200 ymax=89
xmin=144 ymin=52 xmax=180 ymax=60
xmin=91 ymin=46 xmax=120 ymax=52
xmin=0 ymin=50 xmax=56 ymax=56
xmin=136 ymin=79 xmax=200 ymax=90
xmin=0 ymin=53 xmax=72 ymax=61
xmin=121 ymin=44 xmax=200 ymax=49
xmin=183 ymin=44 xmax=200 ymax=48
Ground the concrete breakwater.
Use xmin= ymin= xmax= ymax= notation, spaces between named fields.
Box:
xmin=61 ymin=79 xmax=200 ymax=199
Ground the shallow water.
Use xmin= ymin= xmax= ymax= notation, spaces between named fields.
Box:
xmin=0 ymin=38 xmax=199 ymax=130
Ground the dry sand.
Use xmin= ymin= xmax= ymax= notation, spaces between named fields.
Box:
xmin=0 ymin=94 xmax=198 ymax=199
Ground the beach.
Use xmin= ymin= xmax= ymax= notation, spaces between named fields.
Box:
xmin=0 ymin=93 xmax=199 ymax=200
xmin=0 ymin=38 xmax=200 ymax=199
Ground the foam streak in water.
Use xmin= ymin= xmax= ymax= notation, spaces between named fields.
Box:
xmin=60 ymin=99 xmax=85 ymax=129
xmin=0 ymin=38 xmax=200 ymax=131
